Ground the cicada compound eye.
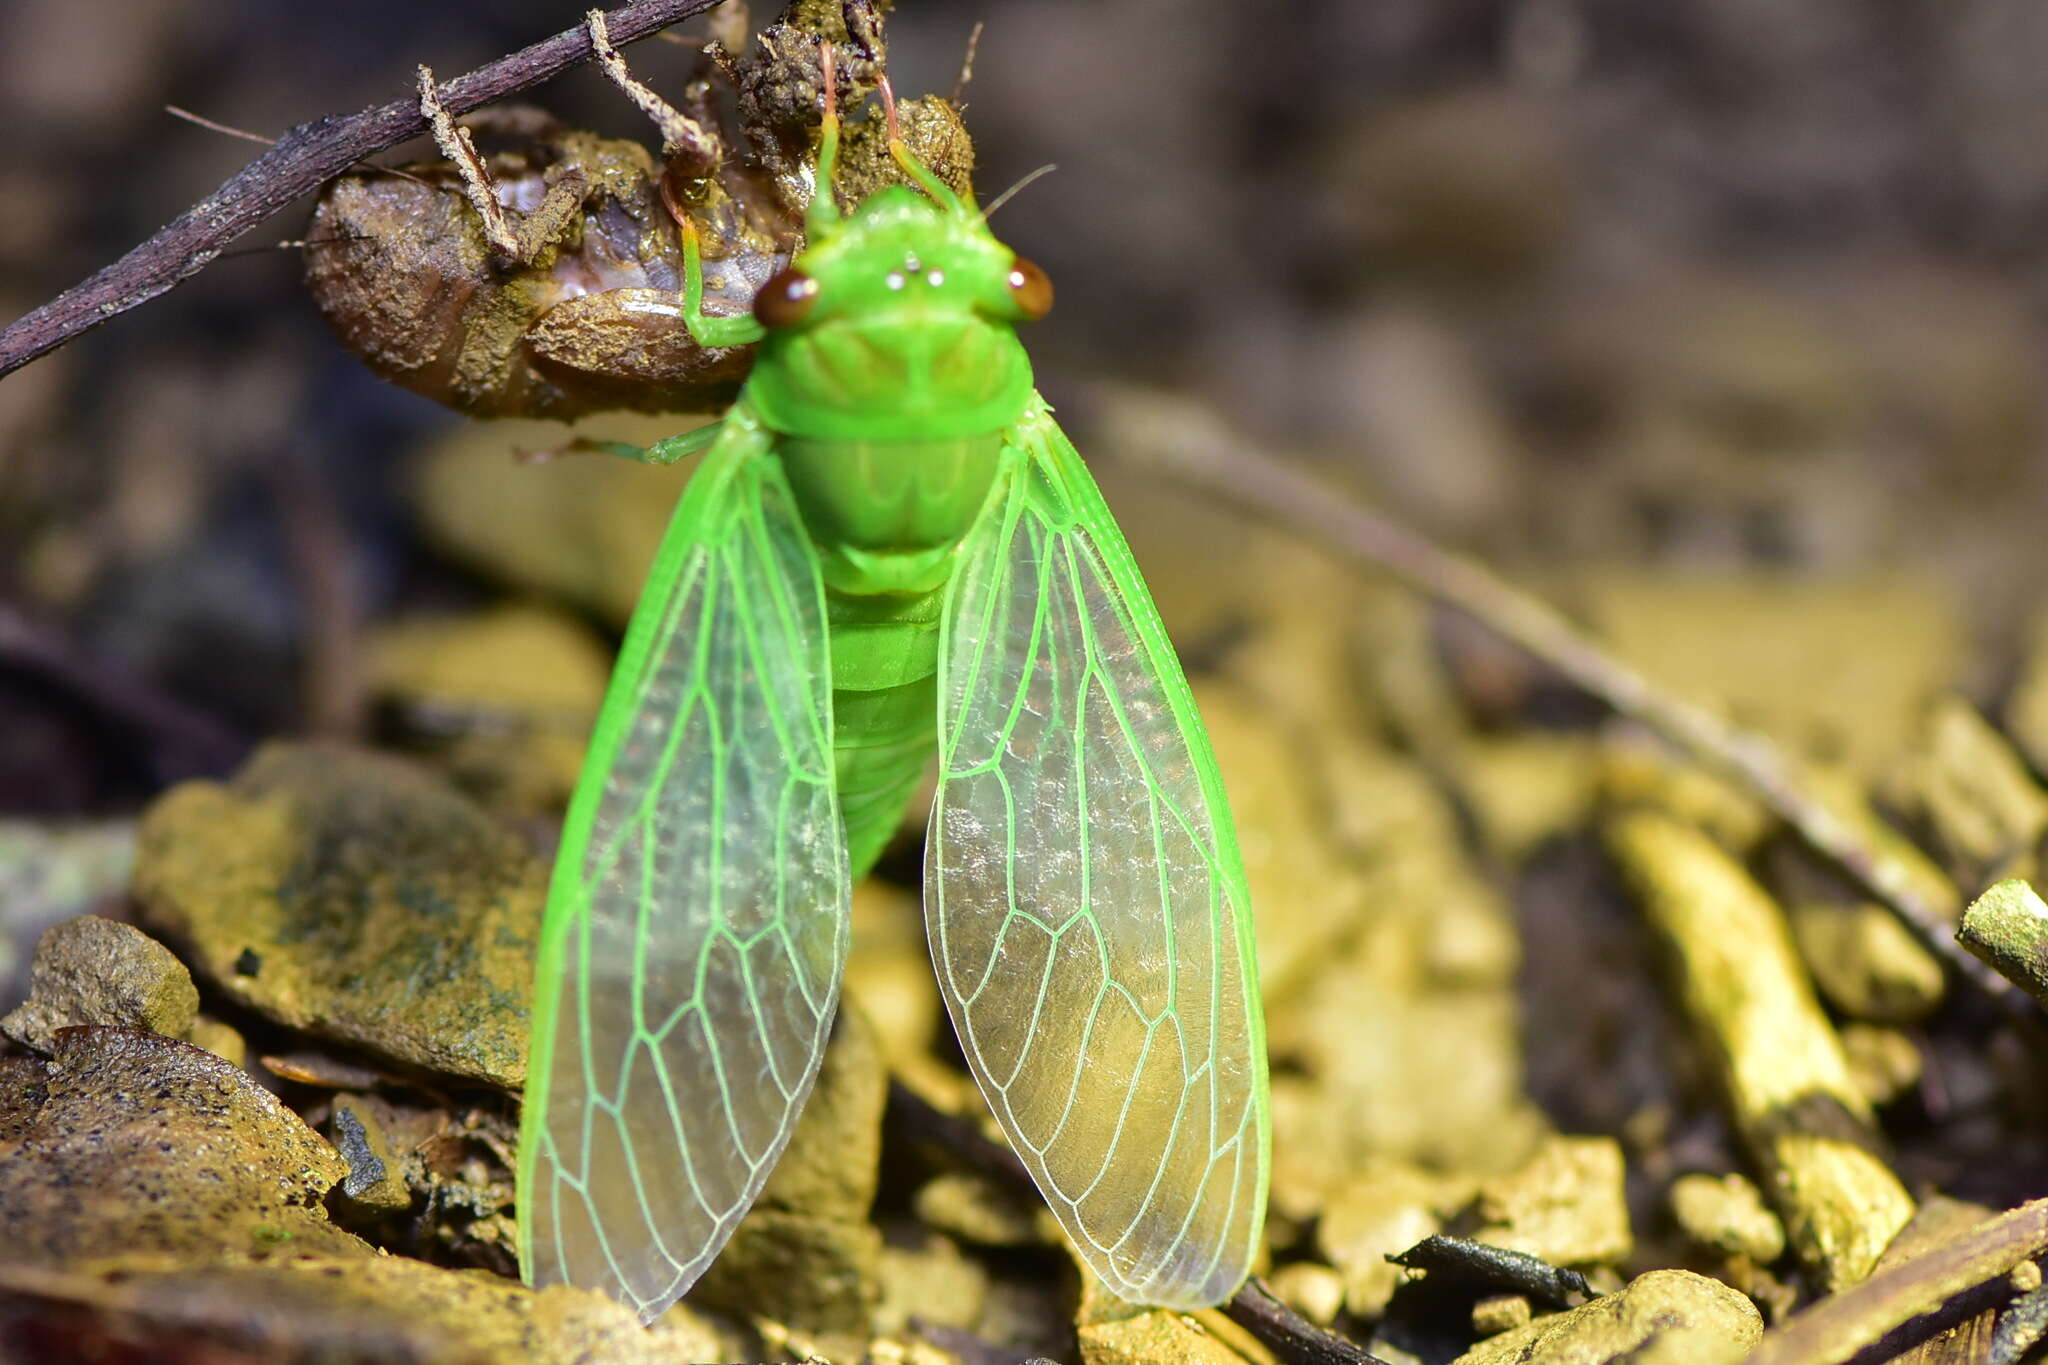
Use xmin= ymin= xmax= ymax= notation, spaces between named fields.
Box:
xmin=1006 ymin=257 xmax=1053 ymax=320
xmin=754 ymin=268 xmax=821 ymax=328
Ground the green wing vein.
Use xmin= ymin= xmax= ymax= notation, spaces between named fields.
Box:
xmin=926 ymin=399 xmax=1269 ymax=1308
xmin=518 ymin=407 xmax=850 ymax=1323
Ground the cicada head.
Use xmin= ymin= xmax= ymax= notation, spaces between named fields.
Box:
xmin=741 ymin=122 xmax=1045 ymax=441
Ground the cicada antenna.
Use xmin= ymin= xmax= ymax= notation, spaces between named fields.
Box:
xmin=213 ymin=231 xmax=372 ymax=263
xmin=980 ymin=164 xmax=1057 ymax=221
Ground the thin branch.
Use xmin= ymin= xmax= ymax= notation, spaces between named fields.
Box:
xmin=268 ymin=442 xmax=364 ymax=739
xmin=886 ymin=1078 xmax=1032 ymax=1187
xmin=1224 ymin=1279 xmax=1392 ymax=1365
xmin=0 ymin=603 xmax=248 ymax=779
xmin=1747 ymin=1197 xmax=2048 ymax=1365
xmin=0 ymin=0 xmax=725 ymax=379
xmin=1105 ymin=386 xmax=2035 ymax=1020
xmin=1383 ymin=1235 xmax=1591 ymax=1308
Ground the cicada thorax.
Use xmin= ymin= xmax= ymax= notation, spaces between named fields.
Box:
xmin=304 ymin=0 xmax=976 ymax=422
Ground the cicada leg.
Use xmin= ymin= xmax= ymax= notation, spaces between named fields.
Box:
xmin=416 ymin=65 xmax=586 ymax=264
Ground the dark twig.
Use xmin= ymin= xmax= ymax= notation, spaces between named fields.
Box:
xmin=885 ymin=1081 xmax=1384 ymax=1365
xmin=884 ymin=1078 xmax=1033 ymax=1189
xmin=1384 ymin=1235 xmax=1591 ymax=1309
xmin=1105 ymin=387 xmax=2034 ymax=1020
xmin=1224 ymin=1279 xmax=1392 ymax=1365
xmin=1747 ymin=1197 xmax=2048 ymax=1365
xmin=0 ymin=0 xmax=725 ymax=379
xmin=267 ymin=443 xmax=364 ymax=739
xmin=0 ymin=603 xmax=248 ymax=779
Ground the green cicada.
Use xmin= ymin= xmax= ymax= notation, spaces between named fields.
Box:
xmin=516 ymin=42 xmax=1269 ymax=1322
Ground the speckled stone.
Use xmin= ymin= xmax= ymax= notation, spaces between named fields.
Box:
xmin=0 ymin=1026 xmax=364 ymax=1266
xmin=0 ymin=915 xmax=198 ymax=1051
xmin=132 ymin=742 xmax=543 ymax=1088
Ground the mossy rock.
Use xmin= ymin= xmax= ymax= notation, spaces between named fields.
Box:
xmin=0 ymin=1254 xmax=732 ymax=1364
xmin=1452 ymin=1268 xmax=1762 ymax=1364
xmin=0 ymin=915 xmax=197 ymax=1050
xmin=0 ymin=1026 xmax=366 ymax=1267
xmin=133 ymin=742 xmax=543 ymax=1088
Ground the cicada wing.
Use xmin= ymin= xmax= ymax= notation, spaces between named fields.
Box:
xmin=926 ymin=400 xmax=1270 ymax=1308
xmin=518 ymin=408 xmax=850 ymax=1322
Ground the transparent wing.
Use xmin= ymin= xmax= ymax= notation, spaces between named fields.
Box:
xmin=926 ymin=400 xmax=1269 ymax=1308
xmin=518 ymin=409 xmax=849 ymax=1322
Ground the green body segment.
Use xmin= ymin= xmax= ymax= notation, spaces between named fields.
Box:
xmin=821 ymin=584 xmax=941 ymax=877
xmin=783 ymin=431 xmax=1007 ymax=874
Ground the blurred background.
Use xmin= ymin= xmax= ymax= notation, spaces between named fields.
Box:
xmin=7 ymin=0 xmax=2048 ymax=807
xmin=10 ymin=2 xmax=2048 ymax=1353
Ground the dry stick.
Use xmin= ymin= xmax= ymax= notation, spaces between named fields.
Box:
xmin=1116 ymin=394 xmax=2032 ymax=1019
xmin=268 ymin=443 xmax=363 ymax=739
xmin=1224 ymin=1278 xmax=1393 ymax=1365
xmin=0 ymin=0 xmax=725 ymax=379
xmin=1746 ymin=1197 xmax=2048 ymax=1365
xmin=0 ymin=604 xmax=247 ymax=776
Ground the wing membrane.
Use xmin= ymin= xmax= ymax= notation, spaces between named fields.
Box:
xmin=927 ymin=400 xmax=1269 ymax=1308
xmin=519 ymin=409 xmax=850 ymax=1322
